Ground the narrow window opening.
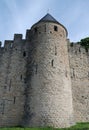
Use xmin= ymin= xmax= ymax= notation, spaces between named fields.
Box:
xmin=13 ymin=97 xmax=16 ymax=104
xmin=23 ymin=51 xmax=26 ymax=57
xmin=2 ymin=100 xmax=5 ymax=115
xmin=55 ymin=46 xmax=57 ymax=55
xmin=35 ymin=64 xmax=38 ymax=74
xmin=51 ymin=60 xmax=54 ymax=67
xmin=9 ymin=79 xmax=11 ymax=91
xmin=44 ymin=25 xmax=46 ymax=32
xmin=34 ymin=27 xmax=37 ymax=33
xmin=70 ymin=42 xmax=73 ymax=47
xmin=73 ymin=68 xmax=75 ymax=78
xmin=20 ymin=75 xmax=22 ymax=80
xmin=54 ymin=26 xmax=58 ymax=31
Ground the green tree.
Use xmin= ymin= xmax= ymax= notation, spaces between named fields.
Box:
xmin=80 ymin=37 xmax=89 ymax=46
xmin=80 ymin=37 xmax=89 ymax=52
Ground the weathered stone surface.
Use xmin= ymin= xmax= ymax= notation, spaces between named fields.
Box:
xmin=0 ymin=13 xmax=88 ymax=128
xmin=68 ymin=43 xmax=89 ymax=122
xmin=22 ymin=22 xmax=74 ymax=128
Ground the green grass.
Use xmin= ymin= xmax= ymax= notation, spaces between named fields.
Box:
xmin=0 ymin=123 xmax=89 ymax=130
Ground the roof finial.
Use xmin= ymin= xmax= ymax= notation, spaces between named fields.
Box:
xmin=47 ymin=8 xmax=50 ymax=14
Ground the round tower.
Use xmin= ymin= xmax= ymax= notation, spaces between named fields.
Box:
xmin=24 ymin=13 xmax=75 ymax=128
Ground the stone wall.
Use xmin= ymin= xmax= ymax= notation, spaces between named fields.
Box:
xmin=0 ymin=35 xmax=27 ymax=127
xmin=68 ymin=42 xmax=89 ymax=122
xmin=23 ymin=22 xmax=74 ymax=128
xmin=0 ymin=15 xmax=89 ymax=128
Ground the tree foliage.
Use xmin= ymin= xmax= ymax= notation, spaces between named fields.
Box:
xmin=79 ymin=37 xmax=89 ymax=52
xmin=80 ymin=37 xmax=89 ymax=48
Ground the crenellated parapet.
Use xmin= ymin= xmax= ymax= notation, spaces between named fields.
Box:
xmin=68 ymin=41 xmax=89 ymax=122
xmin=4 ymin=40 xmax=13 ymax=50
xmin=0 ymin=32 xmax=27 ymax=127
xmin=68 ymin=42 xmax=89 ymax=55
xmin=0 ymin=13 xmax=89 ymax=128
xmin=14 ymin=34 xmax=23 ymax=41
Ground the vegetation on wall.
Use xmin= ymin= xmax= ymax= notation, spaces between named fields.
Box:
xmin=78 ymin=37 xmax=89 ymax=52
xmin=70 ymin=37 xmax=89 ymax=52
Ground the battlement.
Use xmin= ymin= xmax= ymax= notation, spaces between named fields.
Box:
xmin=4 ymin=40 xmax=13 ymax=49
xmin=25 ymin=29 xmax=31 ymax=40
xmin=0 ymin=34 xmax=25 ymax=52
xmin=0 ymin=13 xmax=89 ymax=128
xmin=14 ymin=34 xmax=23 ymax=41
xmin=68 ymin=42 xmax=89 ymax=55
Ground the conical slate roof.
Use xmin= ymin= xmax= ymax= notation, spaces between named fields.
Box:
xmin=38 ymin=13 xmax=59 ymax=24
xmin=32 ymin=13 xmax=68 ymax=36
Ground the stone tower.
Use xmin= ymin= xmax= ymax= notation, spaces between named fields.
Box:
xmin=23 ymin=13 xmax=74 ymax=128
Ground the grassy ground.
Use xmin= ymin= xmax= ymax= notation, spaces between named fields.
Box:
xmin=0 ymin=123 xmax=89 ymax=130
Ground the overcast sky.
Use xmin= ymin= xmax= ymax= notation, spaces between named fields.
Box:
xmin=0 ymin=0 xmax=89 ymax=45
